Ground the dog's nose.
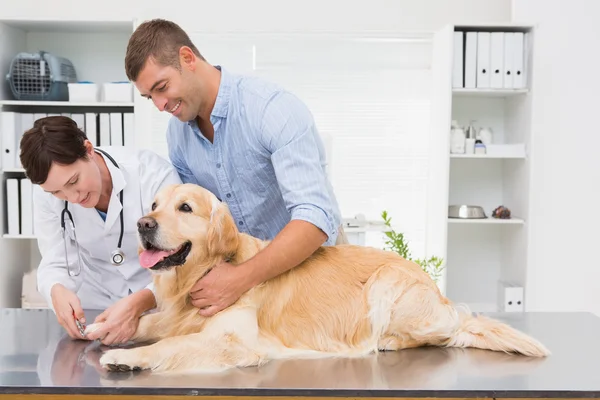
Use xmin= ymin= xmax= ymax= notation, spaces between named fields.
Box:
xmin=137 ymin=216 xmax=158 ymax=233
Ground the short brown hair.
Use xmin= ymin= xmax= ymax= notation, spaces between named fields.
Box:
xmin=125 ymin=19 xmax=204 ymax=82
xmin=19 ymin=116 xmax=89 ymax=185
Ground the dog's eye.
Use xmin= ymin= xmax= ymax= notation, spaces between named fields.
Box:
xmin=179 ymin=203 xmax=192 ymax=213
xmin=151 ymin=202 xmax=157 ymax=211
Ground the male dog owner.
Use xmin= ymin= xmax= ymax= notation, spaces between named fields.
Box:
xmin=124 ymin=19 xmax=347 ymax=317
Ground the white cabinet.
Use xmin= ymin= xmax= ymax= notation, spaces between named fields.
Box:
xmin=429 ymin=23 xmax=535 ymax=312
xmin=0 ymin=18 xmax=136 ymax=307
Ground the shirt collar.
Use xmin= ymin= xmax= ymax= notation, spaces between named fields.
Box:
xmin=187 ymin=65 xmax=230 ymax=128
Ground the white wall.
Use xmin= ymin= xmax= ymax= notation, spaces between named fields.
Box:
xmin=512 ymin=0 xmax=600 ymax=316
xmin=1 ymin=0 xmax=510 ymax=33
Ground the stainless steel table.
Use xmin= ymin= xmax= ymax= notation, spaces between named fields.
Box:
xmin=0 ymin=308 xmax=597 ymax=399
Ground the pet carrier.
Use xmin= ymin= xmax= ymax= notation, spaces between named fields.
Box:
xmin=5 ymin=51 xmax=77 ymax=101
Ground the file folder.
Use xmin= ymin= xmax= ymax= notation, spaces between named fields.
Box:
xmin=6 ymin=178 xmax=20 ymax=235
xmin=452 ymin=31 xmax=464 ymax=88
xmin=490 ymin=32 xmax=504 ymax=88
xmin=20 ymin=178 xmax=33 ymax=236
xmin=513 ymin=32 xmax=525 ymax=88
xmin=464 ymin=32 xmax=477 ymax=89
xmin=476 ymin=32 xmax=491 ymax=88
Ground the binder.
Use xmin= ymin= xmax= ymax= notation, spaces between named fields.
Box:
xmin=33 ymin=113 xmax=47 ymax=123
xmin=18 ymin=113 xmax=35 ymax=168
xmin=490 ymin=32 xmax=504 ymax=88
xmin=85 ymin=113 xmax=98 ymax=146
xmin=110 ymin=113 xmax=123 ymax=146
xmin=71 ymin=113 xmax=85 ymax=133
xmin=6 ymin=178 xmax=20 ymax=235
xmin=464 ymin=32 xmax=477 ymax=89
xmin=476 ymin=32 xmax=491 ymax=88
xmin=123 ymin=112 xmax=135 ymax=147
xmin=452 ymin=31 xmax=464 ymax=88
xmin=503 ymin=32 xmax=514 ymax=88
xmin=99 ymin=113 xmax=111 ymax=145
xmin=20 ymin=178 xmax=33 ymax=236
xmin=1 ymin=112 xmax=20 ymax=170
xmin=513 ymin=32 xmax=525 ymax=88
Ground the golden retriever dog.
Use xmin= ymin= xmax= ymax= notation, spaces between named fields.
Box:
xmin=87 ymin=183 xmax=549 ymax=373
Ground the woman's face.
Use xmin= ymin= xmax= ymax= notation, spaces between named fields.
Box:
xmin=39 ymin=143 xmax=103 ymax=208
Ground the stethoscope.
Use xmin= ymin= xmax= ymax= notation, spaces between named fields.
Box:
xmin=61 ymin=148 xmax=125 ymax=277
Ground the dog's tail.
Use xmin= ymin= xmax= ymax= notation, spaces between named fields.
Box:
xmin=445 ymin=308 xmax=550 ymax=357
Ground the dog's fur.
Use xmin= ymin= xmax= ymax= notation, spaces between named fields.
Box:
xmin=88 ymin=183 xmax=550 ymax=373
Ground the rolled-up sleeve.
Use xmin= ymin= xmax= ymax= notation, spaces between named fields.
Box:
xmin=261 ymin=91 xmax=339 ymax=246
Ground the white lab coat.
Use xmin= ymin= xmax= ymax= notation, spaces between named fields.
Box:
xmin=33 ymin=146 xmax=182 ymax=312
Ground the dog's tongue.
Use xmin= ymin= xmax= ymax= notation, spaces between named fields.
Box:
xmin=139 ymin=249 xmax=174 ymax=269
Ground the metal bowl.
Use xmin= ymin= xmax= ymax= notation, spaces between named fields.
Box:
xmin=448 ymin=205 xmax=487 ymax=219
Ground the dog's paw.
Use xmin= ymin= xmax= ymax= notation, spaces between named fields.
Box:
xmin=83 ymin=322 xmax=104 ymax=336
xmin=99 ymin=348 xmax=150 ymax=372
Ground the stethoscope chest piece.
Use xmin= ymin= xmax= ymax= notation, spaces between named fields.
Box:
xmin=111 ymin=249 xmax=125 ymax=266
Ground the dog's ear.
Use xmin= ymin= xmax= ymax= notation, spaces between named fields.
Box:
xmin=207 ymin=198 xmax=239 ymax=257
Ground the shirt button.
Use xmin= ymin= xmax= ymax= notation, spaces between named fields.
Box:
xmin=226 ymin=193 xmax=231 ymax=198
xmin=216 ymin=163 xmax=221 ymax=168
xmin=238 ymin=221 xmax=244 ymax=226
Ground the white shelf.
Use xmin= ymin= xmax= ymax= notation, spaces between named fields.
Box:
xmin=1 ymin=168 xmax=25 ymax=173
xmin=452 ymin=88 xmax=529 ymax=97
xmin=0 ymin=100 xmax=134 ymax=107
xmin=448 ymin=217 xmax=525 ymax=225
xmin=429 ymin=23 xmax=535 ymax=309
xmin=450 ymin=152 xmax=525 ymax=159
xmin=3 ymin=234 xmax=36 ymax=239
xmin=0 ymin=18 xmax=133 ymax=33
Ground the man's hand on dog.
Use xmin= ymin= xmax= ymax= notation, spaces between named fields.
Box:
xmin=189 ymin=260 xmax=250 ymax=317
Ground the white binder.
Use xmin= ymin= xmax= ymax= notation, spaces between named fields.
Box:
xmin=110 ymin=113 xmax=123 ymax=146
xmin=71 ymin=113 xmax=85 ymax=132
xmin=452 ymin=31 xmax=464 ymax=88
xmin=464 ymin=32 xmax=477 ymax=89
xmin=476 ymin=32 xmax=491 ymax=88
xmin=20 ymin=178 xmax=33 ymax=236
xmin=1 ymin=112 xmax=20 ymax=170
xmin=490 ymin=32 xmax=504 ymax=88
xmin=503 ymin=32 xmax=514 ymax=88
xmin=512 ymin=32 xmax=525 ymax=88
xmin=99 ymin=113 xmax=111 ymax=145
xmin=123 ymin=112 xmax=135 ymax=147
xmin=6 ymin=178 xmax=20 ymax=235
xmin=18 ymin=113 xmax=34 ymax=168
xmin=84 ymin=113 xmax=98 ymax=146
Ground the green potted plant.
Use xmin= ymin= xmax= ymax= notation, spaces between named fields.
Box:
xmin=381 ymin=210 xmax=445 ymax=284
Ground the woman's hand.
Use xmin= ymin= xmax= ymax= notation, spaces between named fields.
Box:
xmin=50 ymin=283 xmax=86 ymax=340
xmin=85 ymin=289 xmax=155 ymax=346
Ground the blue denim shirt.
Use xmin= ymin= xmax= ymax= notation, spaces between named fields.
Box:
xmin=166 ymin=66 xmax=342 ymax=245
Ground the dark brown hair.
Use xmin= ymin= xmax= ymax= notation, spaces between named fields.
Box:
xmin=125 ymin=18 xmax=205 ymax=82
xmin=19 ymin=116 xmax=89 ymax=185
